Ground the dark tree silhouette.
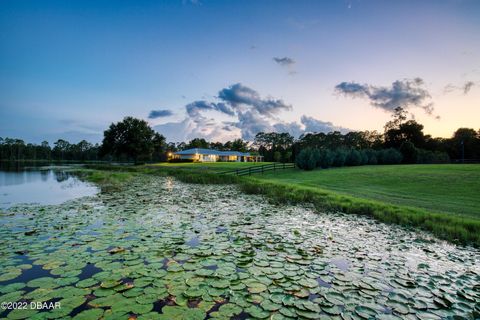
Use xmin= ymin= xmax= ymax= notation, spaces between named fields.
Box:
xmin=99 ymin=117 xmax=161 ymax=163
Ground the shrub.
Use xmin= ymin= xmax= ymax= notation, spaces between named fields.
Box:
xmin=346 ymin=149 xmax=362 ymax=166
xmin=417 ymin=149 xmax=450 ymax=164
xmin=296 ymin=148 xmax=318 ymax=170
xmin=168 ymin=158 xmax=194 ymax=163
xmin=378 ymin=148 xmax=403 ymax=164
xmin=273 ymin=151 xmax=282 ymax=162
xmin=399 ymin=141 xmax=418 ymax=164
xmin=312 ymin=148 xmax=321 ymax=168
xmin=332 ymin=149 xmax=348 ymax=167
xmin=359 ymin=150 xmax=369 ymax=165
xmin=318 ymin=149 xmax=335 ymax=168
xmin=365 ymin=149 xmax=378 ymax=165
xmin=282 ymin=151 xmax=292 ymax=163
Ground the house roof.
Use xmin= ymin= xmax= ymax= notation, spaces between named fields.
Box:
xmin=174 ymin=148 xmax=252 ymax=156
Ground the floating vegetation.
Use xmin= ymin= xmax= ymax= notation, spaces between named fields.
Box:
xmin=0 ymin=175 xmax=479 ymax=319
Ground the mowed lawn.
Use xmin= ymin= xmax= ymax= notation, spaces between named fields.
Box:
xmin=257 ymin=164 xmax=480 ymax=219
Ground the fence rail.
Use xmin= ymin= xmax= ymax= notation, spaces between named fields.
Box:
xmin=219 ymin=162 xmax=296 ymax=176
xmin=451 ymin=159 xmax=480 ymax=164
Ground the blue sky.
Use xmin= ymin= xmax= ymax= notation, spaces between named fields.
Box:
xmin=1 ymin=0 xmax=479 ymax=143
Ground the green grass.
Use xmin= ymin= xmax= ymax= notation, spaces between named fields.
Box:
xmin=256 ymin=164 xmax=480 ymax=218
xmin=148 ymin=161 xmax=272 ymax=172
xmin=76 ymin=169 xmax=136 ymax=189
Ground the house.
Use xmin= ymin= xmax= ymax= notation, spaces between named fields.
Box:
xmin=171 ymin=148 xmax=263 ymax=162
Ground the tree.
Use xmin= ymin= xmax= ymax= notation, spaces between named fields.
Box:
xmin=345 ymin=149 xmax=362 ymax=166
xmin=53 ymin=139 xmax=71 ymax=160
xmin=296 ymin=148 xmax=317 ymax=170
xmin=152 ymin=133 xmax=167 ymax=161
xmin=449 ymin=128 xmax=479 ymax=159
xmin=254 ymin=132 xmax=294 ymax=161
xmin=273 ymin=151 xmax=282 ymax=162
xmin=99 ymin=117 xmax=156 ymax=163
xmin=231 ymin=139 xmax=248 ymax=152
xmin=186 ymin=138 xmax=209 ymax=149
xmin=399 ymin=141 xmax=418 ymax=164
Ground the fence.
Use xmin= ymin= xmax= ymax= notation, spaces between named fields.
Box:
xmin=219 ymin=162 xmax=295 ymax=176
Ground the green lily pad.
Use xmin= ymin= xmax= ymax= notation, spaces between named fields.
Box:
xmin=72 ymin=308 xmax=104 ymax=320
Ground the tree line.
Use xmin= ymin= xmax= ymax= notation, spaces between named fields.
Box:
xmin=1 ymin=110 xmax=479 ymax=164
xmin=0 ymin=138 xmax=100 ymax=161
xmin=256 ymin=107 xmax=480 ymax=167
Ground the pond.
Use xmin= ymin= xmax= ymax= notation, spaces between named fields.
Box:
xmin=0 ymin=174 xmax=479 ymax=319
xmin=0 ymin=166 xmax=98 ymax=208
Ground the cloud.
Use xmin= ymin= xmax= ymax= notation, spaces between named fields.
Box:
xmin=153 ymin=83 xmax=348 ymax=142
xmin=300 ymin=115 xmax=350 ymax=134
xmin=235 ymin=111 xmax=274 ymax=140
xmin=218 ymin=83 xmax=292 ymax=117
xmin=185 ymin=100 xmax=235 ymax=118
xmin=148 ymin=109 xmax=173 ymax=119
xmin=273 ymin=122 xmax=304 ymax=138
xmin=463 ymin=81 xmax=475 ymax=94
xmin=273 ymin=57 xmax=295 ymax=67
xmin=335 ymin=78 xmax=434 ymax=115
xmin=443 ymin=81 xmax=476 ymax=95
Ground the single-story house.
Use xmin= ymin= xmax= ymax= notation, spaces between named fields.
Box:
xmin=171 ymin=148 xmax=263 ymax=162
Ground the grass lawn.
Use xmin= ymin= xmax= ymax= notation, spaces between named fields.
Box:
xmin=254 ymin=164 xmax=480 ymax=219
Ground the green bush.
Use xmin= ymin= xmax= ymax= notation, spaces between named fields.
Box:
xmin=273 ymin=151 xmax=282 ymax=162
xmin=346 ymin=149 xmax=362 ymax=166
xmin=378 ymin=148 xmax=403 ymax=164
xmin=365 ymin=149 xmax=378 ymax=165
xmin=318 ymin=149 xmax=335 ymax=168
xmin=400 ymin=141 xmax=419 ymax=164
xmin=417 ymin=149 xmax=450 ymax=164
xmin=359 ymin=150 xmax=369 ymax=165
xmin=332 ymin=149 xmax=348 ymax=167
xmin=296 ymin=148 xmax=318 ymax=170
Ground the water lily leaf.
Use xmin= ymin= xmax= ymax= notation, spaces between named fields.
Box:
xmin=72 ymin=308 xmax=104 ymax=320
xmin=76 ymin=278 xmax=98 ymax=288
xmin=6 ymin=308 xmax=39 ymax=319
xmin=100 ymin=279 xmax=121 ymax=289
xmin=195 ymin=269 xmax=214 ymax=277
xmin=55 ymin=276 xmax=79 ymax=286
xmin=0 ymin=282 xmax=26 ymax=294
xmin=246 ymin=305 xmax=270 ymax=319
xmin=89 ymin=293 xmax=125 ymax=307
xmin=216 ymin=303 xmax=242 ymax=317
xmin=247 ymin=282 xmax=267 ymax=293
xmin=296 ymin=309 xmax=320 ymax=319
xmin=160 ymin=305 xmax=206 ymax=320
xmin=27 ymin=277 xmax=60 ymax=289
xmin=136 ymin=293 xmax=159 ymax=304
xmin=184 ymin=287 xmax=205 ymax=298
xmin=260 ymin=299 xmax=282 ymax=311
xmin=298 ymin=278 xmax=318 ymax=288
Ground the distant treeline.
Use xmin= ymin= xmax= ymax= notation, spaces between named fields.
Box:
xmin=1 ymin=108 xmax=479 ymax=165
xmin=0 ymin=138 xmax=100 ymax=161
xmin=256 ymin=108 xmax=480 ymax=168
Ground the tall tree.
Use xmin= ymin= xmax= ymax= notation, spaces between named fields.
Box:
xmin=99 ymin=117 xmax=156 ymax=163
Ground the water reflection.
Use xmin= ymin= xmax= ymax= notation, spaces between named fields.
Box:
xmin=0 ymin=167 xmax=98 ymax=208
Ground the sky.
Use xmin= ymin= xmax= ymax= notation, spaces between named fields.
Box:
xmin=1 ymin=0 xmax=479 ymax=144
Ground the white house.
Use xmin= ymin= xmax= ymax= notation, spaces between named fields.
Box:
xmin=172 ymin=148 xmax=263 ymax=162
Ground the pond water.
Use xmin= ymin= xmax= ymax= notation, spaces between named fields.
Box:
xmin=0 ymin=167 xmax=98 ymax=208
xmin=0 ymin=175 xmax=478 ymax=319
